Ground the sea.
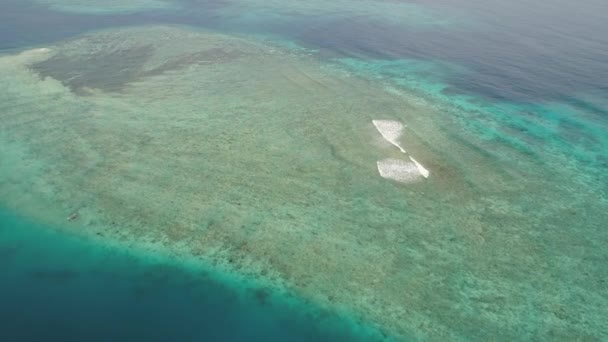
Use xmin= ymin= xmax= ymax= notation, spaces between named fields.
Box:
xmin=1 ymin=0 xmax=607 ymax=340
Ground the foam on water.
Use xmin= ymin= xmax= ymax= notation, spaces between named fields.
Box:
xmin=1 ymin=47 xmax=53 ymax=66
xmin=372 ymin=120 xmax=406 ymax=153
xmin=376 ymin=158 xmax=422 ymax=183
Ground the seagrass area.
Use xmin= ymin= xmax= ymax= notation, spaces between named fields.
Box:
xmin=1 ymin=26 xmax=606 ymax=340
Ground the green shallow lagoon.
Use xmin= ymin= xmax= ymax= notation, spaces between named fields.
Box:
xmin=1 ymin=4 xmax=608 ymax=340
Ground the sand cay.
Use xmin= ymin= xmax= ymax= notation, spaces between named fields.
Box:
xmin=376 ymin=158 xmax=422 ymax=183
xmin=372 ymin=120 xmax=407 ymax=153
xmin=1 ymin=26 xmax=607 ymax=340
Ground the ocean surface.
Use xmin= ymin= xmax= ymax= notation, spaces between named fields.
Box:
xmin=1 ymin=0 xmax=607 ymax=340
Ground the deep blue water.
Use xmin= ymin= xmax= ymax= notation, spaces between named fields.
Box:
xmin=0 ymin=207 xmax=378 ymax=341
xmin=1 ymin=0 xmax=607 ymax=103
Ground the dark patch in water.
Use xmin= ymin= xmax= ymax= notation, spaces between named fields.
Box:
xmin=0 ymin=245 xmax=19 ymax=262
xmin=253 ymin=286 xmax=271 ymax=305
xmin=30 ymin=45 xmax=243 ymax=94
xmin=31 ymin=45 xmax=155 ymax=94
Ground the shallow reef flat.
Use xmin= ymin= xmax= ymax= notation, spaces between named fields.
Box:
xmin=1 ymin=26 xmax=607 ymax=340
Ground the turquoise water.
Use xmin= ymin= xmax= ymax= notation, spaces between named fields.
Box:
xmin=0 ymin=207 xmax=384 ymax=341
xmin=1 ymin=0 xmax=607 ymax=340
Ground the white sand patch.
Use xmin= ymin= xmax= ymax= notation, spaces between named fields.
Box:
xmin=376 ymin=158 xmax=422 ymax=183
xmin=409 ymin=156 xmax=430 ymax=178
xmin=372 ymin=120 xmax=406 ymax=153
